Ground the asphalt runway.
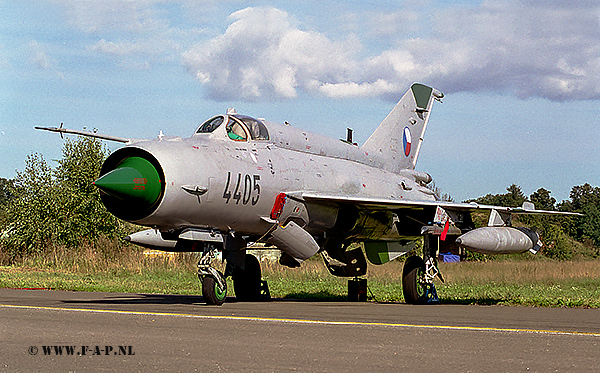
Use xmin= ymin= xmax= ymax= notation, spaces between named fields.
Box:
xmin=0 ymin=289 xmax=599 ymax=371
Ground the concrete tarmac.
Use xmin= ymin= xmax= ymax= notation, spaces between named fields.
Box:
xmin=0 ymin=288 xmax=599 ymax=371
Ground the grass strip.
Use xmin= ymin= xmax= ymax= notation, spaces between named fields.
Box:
xmin=1 ymin=258 xmax=600 ymax=308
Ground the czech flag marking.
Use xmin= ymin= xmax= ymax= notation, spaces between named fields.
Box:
xmin=403 ymin=127 xmax=412 ymax=156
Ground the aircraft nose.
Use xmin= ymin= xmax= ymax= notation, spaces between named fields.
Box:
xmin=94 ymin=156 xmax=162 ymax=207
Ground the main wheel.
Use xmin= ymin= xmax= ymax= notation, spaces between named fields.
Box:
xmin=202 ymin=270 xmax=227 ymax=306
xmin=233 ymin=254 xmax=262 ymax=302
xmin=402 ymin=256 xmax=427 ymax=304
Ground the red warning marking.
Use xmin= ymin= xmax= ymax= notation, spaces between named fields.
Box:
xmin=441 ymin=221 xmax=450 ymax=241
xmin=270 ymin=193 xmax=287 ymax=220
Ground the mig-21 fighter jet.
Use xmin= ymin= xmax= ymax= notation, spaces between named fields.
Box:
xmin=37 ymin=83 xmax=578 ymax=305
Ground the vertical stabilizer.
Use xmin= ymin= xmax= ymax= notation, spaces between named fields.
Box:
xmin=362 ymin=83 xmax=442 ymax=172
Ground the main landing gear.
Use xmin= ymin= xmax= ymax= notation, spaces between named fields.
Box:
xmin=402 ymin=256 xmax=439 ymax=304
xmin=232 ymin=253 xmax=263 ymax=302
xmin=402 ymin=234 xmax=442 ymax=305
xmin=198 ymin=248 xmax=268 ymax=306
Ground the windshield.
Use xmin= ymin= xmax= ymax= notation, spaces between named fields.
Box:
xmin=196 ymin=114 xmax=269 ymax=141
xmin=196 ymin=116 xmax=224 ymax=134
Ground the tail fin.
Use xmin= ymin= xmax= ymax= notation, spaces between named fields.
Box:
xmin=362 ymin=83 xmax=443 ymax=172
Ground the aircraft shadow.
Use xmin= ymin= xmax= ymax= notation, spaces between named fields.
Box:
xmin=59 ymin=292 xmax=506 ymax=306
xmin=280 ymin=291 xmax=347 ymax=302
xmin=61 ymin=293 xmax=214 ymax=306
xmin=59 ymin=291 xmax=349 ymax=306
xmin=438 ymin=297 xmax=509 ymax=306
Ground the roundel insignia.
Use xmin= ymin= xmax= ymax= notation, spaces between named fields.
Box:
xmin=403 ymin=127 xmax=412 ymax=156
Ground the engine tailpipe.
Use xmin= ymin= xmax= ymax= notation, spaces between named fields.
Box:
xmin=456 ymin=227 xmax=541 ymax=255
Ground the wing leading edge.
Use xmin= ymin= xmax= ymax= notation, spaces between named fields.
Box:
xmin=299 ymin=192 xmax=581 ymax=217
xmin=295 ymin=191 xmax=581 ymax=262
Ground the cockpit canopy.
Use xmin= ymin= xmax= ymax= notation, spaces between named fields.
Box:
xmin=195 ymin=115 xmax=269 ymax=141
xmin=196 ymin=116 xmax=224 ymax=133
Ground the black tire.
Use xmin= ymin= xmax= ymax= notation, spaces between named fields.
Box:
xmin=402 ymin=256 xmax=427 ymax=305
xmin=202 ymin=271 xmax=227 ymax=306
xmin=233 ymin=254 xmax=262 ymax=302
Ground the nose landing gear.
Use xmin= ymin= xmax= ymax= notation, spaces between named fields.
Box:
xmin=198 ymin=247 xmax=270 ymax=305
xmin=198 ymin=248 xmax=228 ymax=306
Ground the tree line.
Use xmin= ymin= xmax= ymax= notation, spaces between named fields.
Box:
xmin=0 ymin=137 xmax=128 ymax=263
xmin=466 ymin=184 xmax=600 ymax=260
xmin=0 ymin=137 xmax=598 ymax=263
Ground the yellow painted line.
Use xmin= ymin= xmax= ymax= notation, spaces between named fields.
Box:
xmin=2 ymin=303 xmax=599 ymax=337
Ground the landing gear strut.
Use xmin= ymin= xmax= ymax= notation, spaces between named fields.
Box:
xmin=402 ymin=256 xmax=439 ymax=304
xmin=198 ymin=248 xmax=227 ymax=306
xmin=402 ymin=234 xmax=441 ymax=305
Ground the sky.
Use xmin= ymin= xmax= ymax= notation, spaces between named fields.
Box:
xmin=1 ymin=0 xmax=599 ymax=203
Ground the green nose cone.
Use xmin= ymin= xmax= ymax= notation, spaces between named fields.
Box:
xmin=94 ymin=157 xmax=162 ymax=207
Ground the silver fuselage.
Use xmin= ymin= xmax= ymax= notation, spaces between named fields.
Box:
xmin=124 ymin=118 xmax=437 ymax=234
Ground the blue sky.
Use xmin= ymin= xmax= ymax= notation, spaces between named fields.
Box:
xmin=1 ymin=0 xmax=599 ymax=203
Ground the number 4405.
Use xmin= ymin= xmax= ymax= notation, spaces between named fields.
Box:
xmin=222 ymin=172 xmax=260 ymax=205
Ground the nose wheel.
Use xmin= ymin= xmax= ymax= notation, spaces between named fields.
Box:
xmin=201 ymin=270 xmax=227 ymax=305
xmin=198 ymin=249 xmax=228 ymax=305
xmin=198 ymin=247 xmax=269 ymax=304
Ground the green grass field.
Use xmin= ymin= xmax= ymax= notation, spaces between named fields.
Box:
xmin=1 ymin=246 xmax=599 ymax=308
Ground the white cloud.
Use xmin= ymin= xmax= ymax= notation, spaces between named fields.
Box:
xmin=26 ymin=41 xmax=53 ymax=69
xmin=411 ymin=1 xmax=600 ymax=101
xmin=89 ymin=38 xmax=180 ymax=56
xmin=182 ymin=3 xmax=600 ymax=102
xmin=25 ymin=40 xmax=65 ymax=78
xmin=319 ymin=79 xmax=396 ymax=98
xmin=366 ymin=10 xmax=420 ymax=37
xmin=53 ymin=0 xmax=169 ymax=33
xmin=56 ymin=0 xmax=194 ymax=69
xmin=87 ymin=37 xmax=182 ymax=70
xmin=182 ymin=7 xmax=361 ymax=101
xmin=40 ymin=1 xmax=599 ymax=102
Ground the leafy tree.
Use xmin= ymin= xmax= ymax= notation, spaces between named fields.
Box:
xmin=469 ymin=184 xmax=526 ymax=207
xmin=566 ymin=184 xmax=600 ymax=248
xmin=53 ymin=137 xmax=122 ymax=244
xmin=0 ymin=178 xmax=14 ymax=226
xmin=570 ymin=183 xmax=600 ymax=210
xmin=530 ymin=187 xmax=556 ymax=211
xmin=466 ymin=185 xmax=595 ymax=260
xmin=1 ymin=137 xmax=125 ymax=260
xmin=1 ymin=153 xmax=57 ymax=257
xmin=556 ymin=196 xmax=578 ymax=238
xmin=504 ymin=184 xmax=527 ymax=207
xmin=538 ymin=223 xmax=574 ymax=260
xmin=429 ymin=180 xmax=454 ymax=202
xmin=0 ymin=178 xmax=14 ymax=207
xmin=580 ymin=205 xmax=600 ymax=247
